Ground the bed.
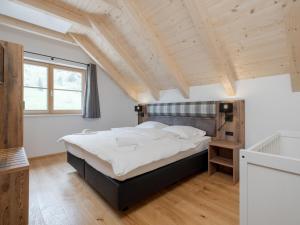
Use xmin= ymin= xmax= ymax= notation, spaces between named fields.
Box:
xmin=62 ymin=102 xmax=217 ymax=211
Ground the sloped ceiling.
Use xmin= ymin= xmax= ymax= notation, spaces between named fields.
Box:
xmin=0 ymin=0 xmax=72 ymax=32
xmin=1 ymin=0 xmax=300 ymax=102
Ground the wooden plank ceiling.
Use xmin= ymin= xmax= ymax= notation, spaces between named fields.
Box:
xmin=3 ymin=0 xmax=300 ymax=101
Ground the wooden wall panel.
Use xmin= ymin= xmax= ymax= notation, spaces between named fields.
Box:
xmin=0 ymin=41 xmax=23 ymax=149
xmin=0 ymin=45 xmax=4 ymax=83
xmin=215 ymin=100 xmax=245 ymax=147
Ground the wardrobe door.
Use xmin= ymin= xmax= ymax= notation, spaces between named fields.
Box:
xmin=0 ymin=41 xmax=23 ymax=149
xmin=0 ymin=45 xmax=4 ymax=84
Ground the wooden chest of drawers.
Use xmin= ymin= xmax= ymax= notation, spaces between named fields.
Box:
xmin=0 ymin=148 xmax=29 ymax=225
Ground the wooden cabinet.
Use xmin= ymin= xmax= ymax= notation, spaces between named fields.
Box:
xmin=0 ymin=148 xmax=29 ymax=225
xmin=0 ymin=41 xmax=28 ymax=225
xmin=208 ymin=140 xmax=241 ymax=184
xmin=0 ymin=41 xmax=23 ymax=149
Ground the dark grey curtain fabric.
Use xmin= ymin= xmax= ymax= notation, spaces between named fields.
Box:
xmin=83 ymin=64 xmax=100 ymax=118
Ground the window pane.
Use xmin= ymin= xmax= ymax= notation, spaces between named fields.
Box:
xmin=24 ymin=87 xmax=48 ymax=110
xmin=24 ymin=64 xmax=48 ymax=88
xmin=54 ymin=68 xmax=82 ymax=91
xmin=53 ymin=90 xmax=82 ymax=110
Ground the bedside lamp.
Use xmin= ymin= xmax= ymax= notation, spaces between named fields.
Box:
xmin=134 ymin=105 xmax=144 ymax=117
xmin=218 ymin=103 xmax=233 ymax=131
xmin=219 ymin=103 xmax=233 ymax=122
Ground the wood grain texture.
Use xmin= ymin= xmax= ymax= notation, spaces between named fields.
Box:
xmin=8 ymin=0 xmax=300 ymax=97
xmin=88 ymin=15 xmax=160 ymax=100
xmin=0 ymin=14 xmax=76 ymax=45
xmin=0 ymin=41 xmax=23 ymax=149
xmin=28 ymin=153 xmax=239 ymax=225
xmin=285 ymin=6 xmax=300 ymax=92
xmin=215 ymin=100 xmax=245 ymax=147
xmin=0 ymin=148 xmax=29 ymax=174
xmin=0 ymin=45 xmax=3 ymax=83
xmin=0 ymin=148 xmax=29 ymax=225
xmin=208 ymin=141 xmax=241 ymax=184
xmin=69 ymin=33 xmax=139 ymax=101
xmin=182 ymin=0 xmax=237 ymax=96
xmin=211 ymin=100 xmax=245 ymax=184
xmin=120 ymin=0 xmax=190 ymax=98
xmin=12 ymin=0 xmax=90 ymax=27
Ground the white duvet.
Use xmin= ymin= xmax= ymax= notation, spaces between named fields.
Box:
xmin=59 ymin=128 xmax=198 ymax=176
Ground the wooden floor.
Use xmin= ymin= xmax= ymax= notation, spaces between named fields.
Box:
xmin=29 ymin=153 xmax=239 ymax=225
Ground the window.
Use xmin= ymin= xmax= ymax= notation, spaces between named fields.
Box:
xmin=24 ymin=60 xmax=85 ymax=114
xmin=24 ymin=63 xmax=48 ymax=111
xmin=53 ymin=68 xmax=83 ymax=111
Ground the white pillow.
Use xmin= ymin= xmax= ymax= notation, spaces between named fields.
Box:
xmin=163 ymin=126 xmax=206 ymax=139
xmin=136 ymin=121 xmax=168 ymax=129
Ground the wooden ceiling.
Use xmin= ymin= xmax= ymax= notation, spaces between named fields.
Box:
xmin=1 ymin=0 xmax=300 ymax=101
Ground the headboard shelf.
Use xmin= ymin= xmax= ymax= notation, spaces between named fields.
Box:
xmin=138 ymin=100 xmax=245 ymax=147
xmin=146 ymin=115 xmax=216 ymax=137
xmin=215 ymin=100 xmax=245 ymax=147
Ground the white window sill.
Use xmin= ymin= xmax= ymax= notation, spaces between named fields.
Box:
xmin=24 ymin=114 xmax=83 ymax=117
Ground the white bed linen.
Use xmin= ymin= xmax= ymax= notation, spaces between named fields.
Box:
xmin=59 ymin=128 xmax=209 ymax=177
xmin=65 ymin=136 xmax=210 ymax=181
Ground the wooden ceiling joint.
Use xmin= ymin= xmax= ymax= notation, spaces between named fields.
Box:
xmin=88 ymin=15 xmax=160 ymax=100
xmin=69 ymin=33 xmax=139 ymax=101
xmin=119 ymin=0 xmax=190 ymax=98
xmin=285 ymin=6 xmax=300 ymax=92
xmin=183 ymin=0 xmax=237 ymax=96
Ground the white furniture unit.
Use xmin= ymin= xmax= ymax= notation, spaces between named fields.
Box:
xmin=240 ymin=131 xmax=300 ymax=225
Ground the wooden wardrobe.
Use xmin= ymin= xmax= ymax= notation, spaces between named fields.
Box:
xmin=0 ymin=41 xmax=23 ymax=148
xmin=0 ymin=40 xmax=29 ymax=225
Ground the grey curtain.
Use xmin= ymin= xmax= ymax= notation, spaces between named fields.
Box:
xmin=83 ymin=64 xmax=100 ymax=118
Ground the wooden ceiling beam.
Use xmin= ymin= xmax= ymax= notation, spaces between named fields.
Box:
xmin=183 ymin=0 xmax=236 ymax=96
xmin=11 ymin=0 xmax=161 ymax=99
xmin=88 ymin=15 xmax=160 ymax=100
xmin=11 ymin=0 xmax=90 ymax=27
xmin=285 ymin=6 xmax=300 ymax=92
xmin=69 ymin=33 xmax=138 ymax=101
xmin=0 ymin=14 xmax=76 ymax=45
xmin=119 ymin=1 xmax=190 ymax=98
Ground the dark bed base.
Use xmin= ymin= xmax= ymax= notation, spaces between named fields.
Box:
xmin=67 ymin=150 xmax=208 ymax=211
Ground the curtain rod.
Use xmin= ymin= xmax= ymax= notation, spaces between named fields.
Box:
xmin=24 ymin=51 xmax=89 ymax=67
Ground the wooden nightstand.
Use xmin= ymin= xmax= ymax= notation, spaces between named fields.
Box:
xmin=208 ymin=140 xmax=242 ymax=184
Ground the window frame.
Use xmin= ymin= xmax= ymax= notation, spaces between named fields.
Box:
xmin=24 ymin=60 xmax=86 ymax=115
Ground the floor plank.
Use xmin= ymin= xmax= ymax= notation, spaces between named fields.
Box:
xmin=29 ymin=154 xmax=239 ymax=225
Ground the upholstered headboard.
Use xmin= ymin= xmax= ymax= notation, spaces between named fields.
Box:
xmin=144 ymin=101 xmax=217 ymax=137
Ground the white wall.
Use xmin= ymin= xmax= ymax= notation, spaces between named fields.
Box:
xmin=140 ymin=74 xmax=300 ymax=148
xmin=0 ymin=25 xmax=137 ymax=158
